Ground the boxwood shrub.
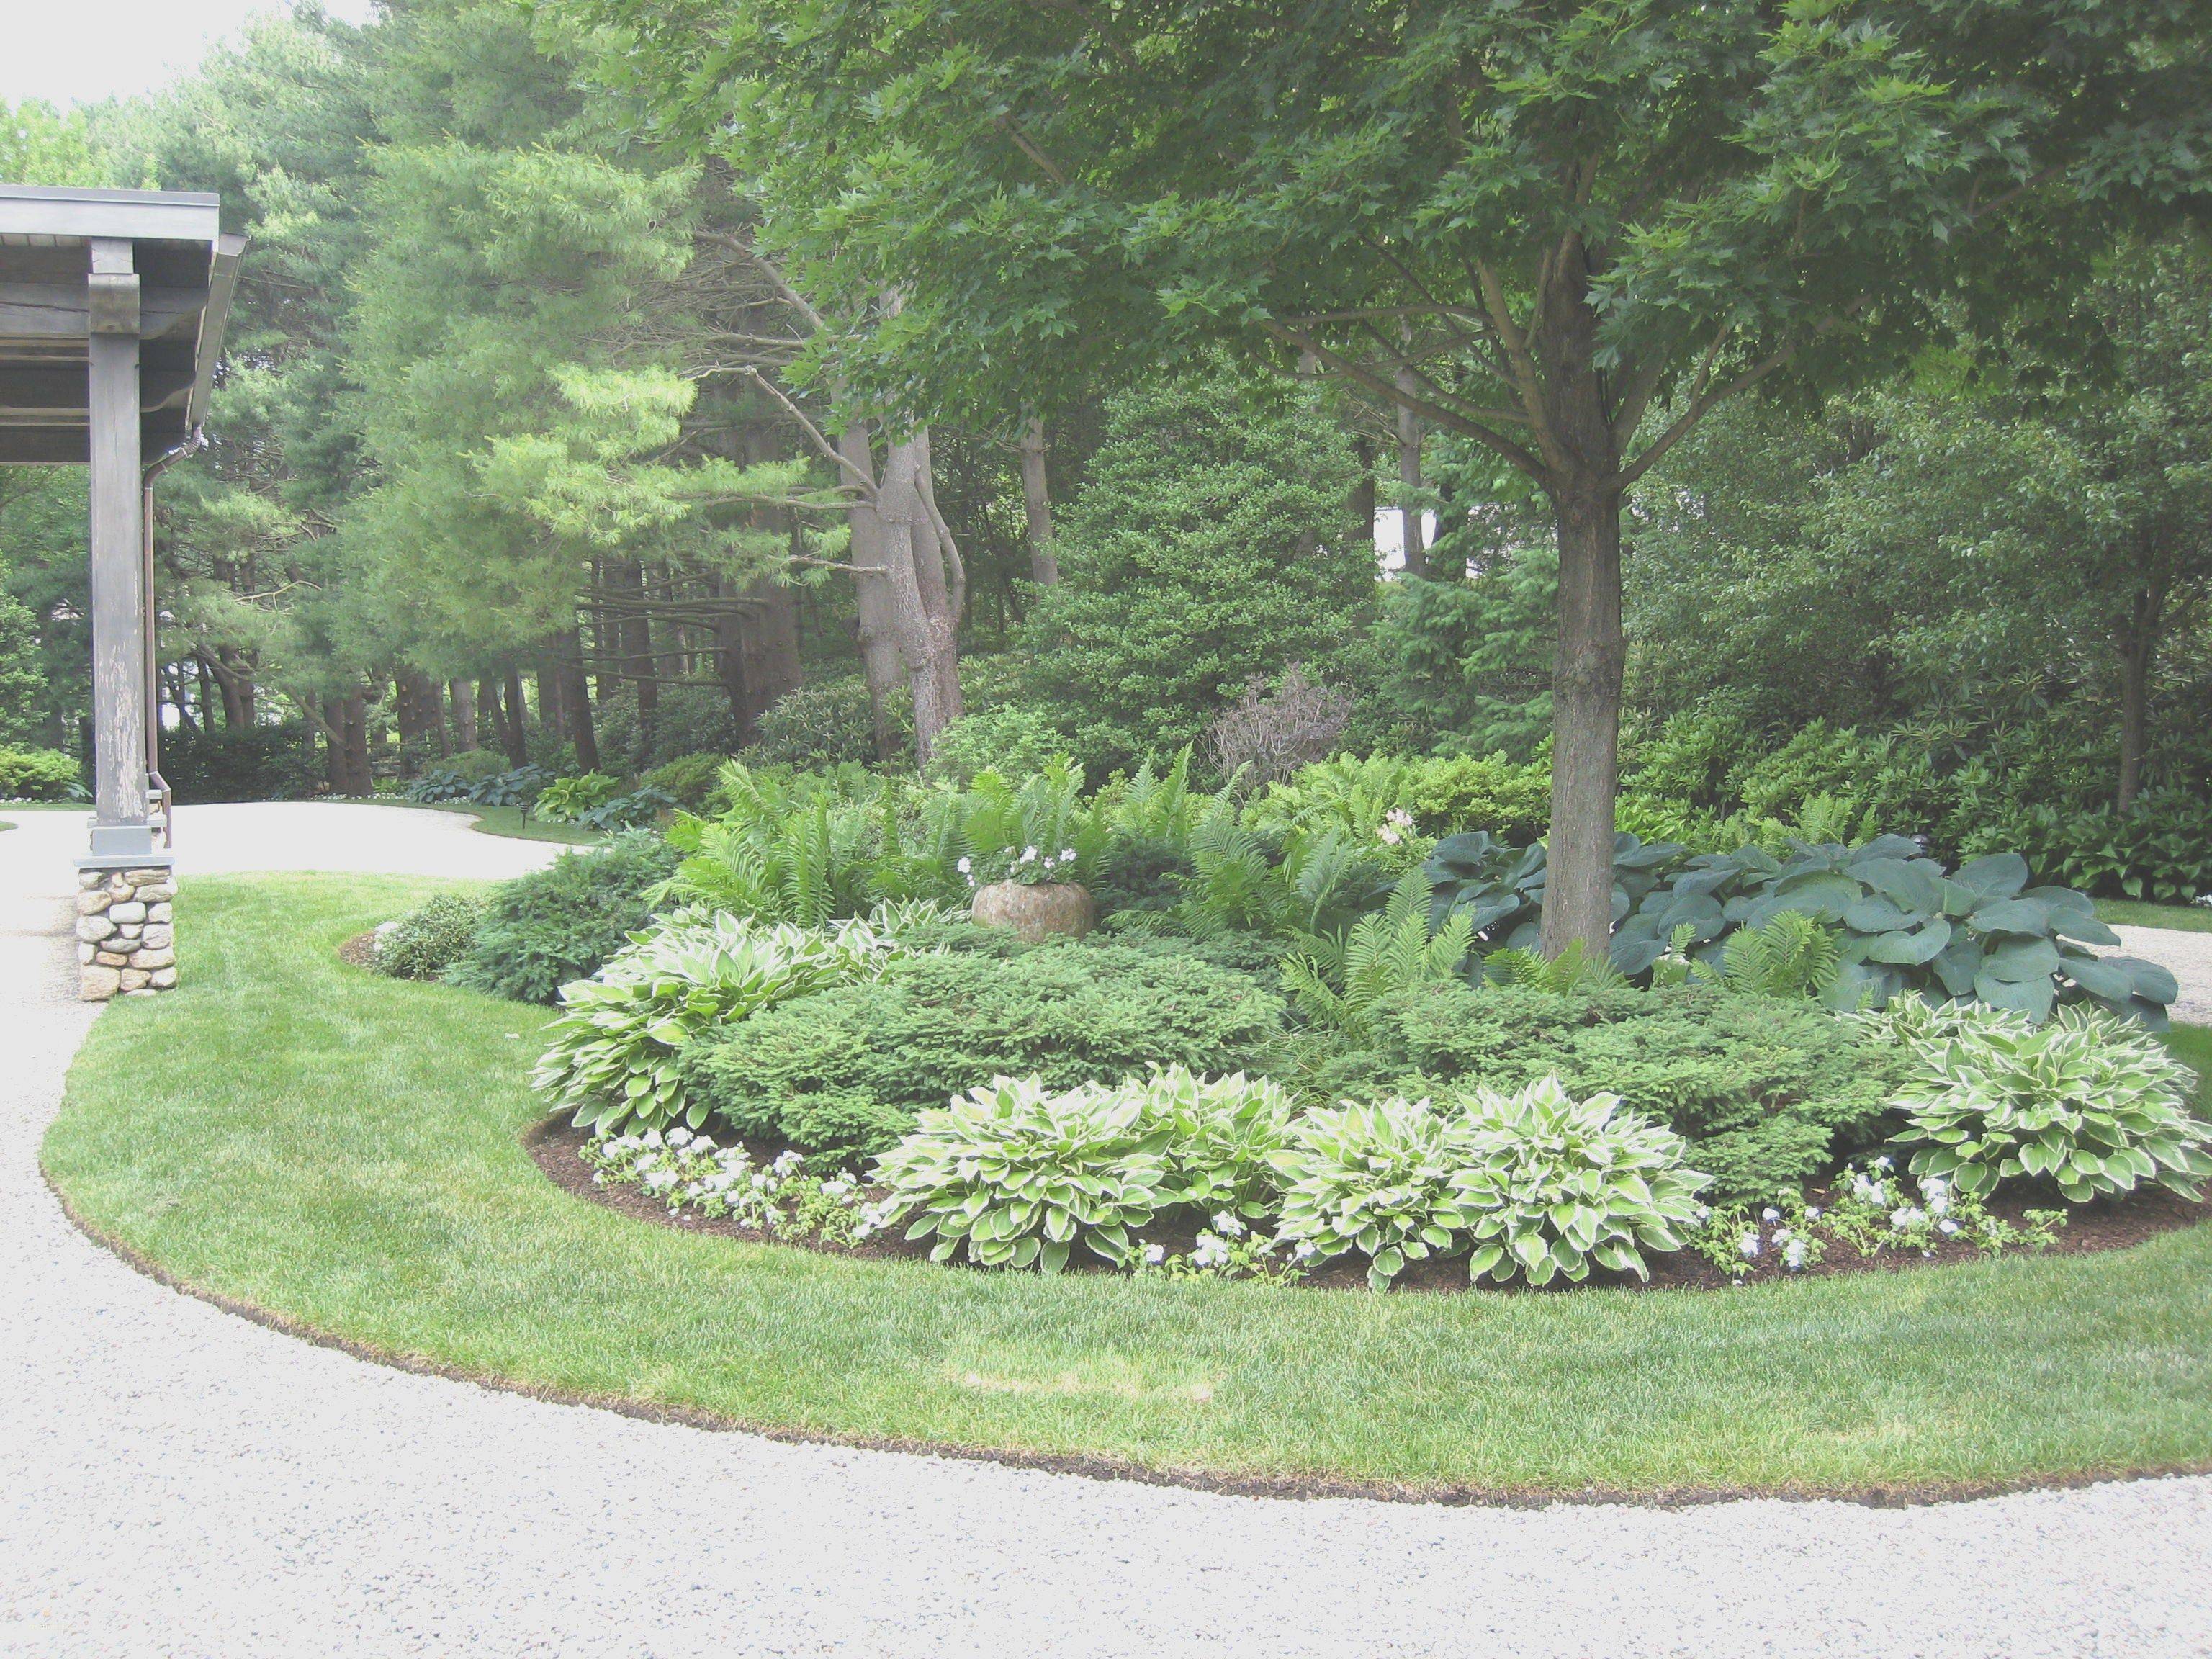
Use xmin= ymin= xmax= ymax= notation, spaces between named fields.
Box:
xmin=1323 ymin=982 xmax=1906 ymax=1202
xmin=685 ymin=942 xmax=1285 ymax=1154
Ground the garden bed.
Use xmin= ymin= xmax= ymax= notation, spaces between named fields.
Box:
xmin=525 ymin=1112 xmax=2212 ymax=1293
xmin=50 ymin=876 xmax=2212 ymax=1500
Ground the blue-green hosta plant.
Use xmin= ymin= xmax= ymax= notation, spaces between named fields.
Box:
xmin=1267 ymin=1095 xmax=1478 ymax=1289
xmin=534 ymin=909 xmax=912 ymax=1135
xmin=867 ymin=1076 xmax=1169 ymax=1270
xmin=1128 ymin=1065 xmax=1297 ymax=1219
xmin=1451 ymin=1079 xmax=1712 ymax=1287
xmin=1614 ymin=839 xmax=2175 ymax=1025
xmin=1868 ymin=999 xmax=2212 ymax=1204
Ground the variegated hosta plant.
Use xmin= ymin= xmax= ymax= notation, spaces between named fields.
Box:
xmin=1451 ymin=1078 xmax=1712 ymax=1287
xmin=534 ymin=909 xmax=911 ymax=1136
xmin=1130 ymin=1065 xmax=1296 ymax=1219
xmin=868 ymin=1076 xmax=1170 ymax=1271
xmin=1268 ymin=1095 xmax=1477 ymax=1289
xmin=1880 ymin=1001 xmax=2211 ymax=1203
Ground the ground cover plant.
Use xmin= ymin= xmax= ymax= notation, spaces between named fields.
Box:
xmin=534 ymin=909 xmax=922 ymax=1136
xmin=684 ymin=941 xmax=1284 ymax=1155
xmin=446 ymin=832 xmax=680 ymax=1003
xmin=44 ymin=875 xmax=2212 ymax=1496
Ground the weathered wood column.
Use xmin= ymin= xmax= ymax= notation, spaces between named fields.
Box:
xmin=85 ymin=237 xmax=153 ymax=858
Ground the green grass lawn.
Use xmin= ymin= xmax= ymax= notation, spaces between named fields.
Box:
xmin=44 ymin=875 xmax=2212 ymax=1498
xmin=336 ymin=797 xmax=604 ymax=845
xmin=2097 ymin=897 xmax=2212 ymax=933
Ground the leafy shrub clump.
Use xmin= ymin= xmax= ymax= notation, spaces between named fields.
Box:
xmin=1332 ymin=982 xmax=1902 ymax=1202
xmin=534 ymin=772 xmax=626 ymax=822
xmin=868 ymin=1076 xmax=1169 ymax=1270
xmin=1268 ymin=1080 xmax=1711 ymax=1289
xmin=685 ymin=943 xmax=1285 ymax=1154
xmin=447 ymin=831 xmax=681 ymax=1004
xmin=1450 ymin=1077 xmax=1710 ymax=1287
xmin=1268 ymin=1094 xmax=1473 ymax=1289
xmin=753 ymin=678 xmax=908 ymax=769
xmin=1132 ymin=1066 xmax=1296 ymax=1218
xmin=639 ymin=752 xmax=727 ymax=811
xmin=535 ymin=910 xmax=914 ymax=1136
xmin=0 ymin=744 xmax=83 ymax=801
xmin=1614 ymin=840 xmax=2170 ymax=1024
xmin=371 ymin=892 xmax=486 ymax=981
xmin=1865 ymin=998 xmax=2212 ymax=1203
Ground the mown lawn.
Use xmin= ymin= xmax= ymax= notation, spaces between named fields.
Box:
xmin=2098 ymin=897 xmax=2212 ymax=934
xmin=336 ymin=797 xmax=604 ymax=845
xmin=43 ymin=875 xmax=2212 ymax=1497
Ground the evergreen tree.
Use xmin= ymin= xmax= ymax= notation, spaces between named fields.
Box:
xmin=1017 ymin=366 xmax=1370 ymax=771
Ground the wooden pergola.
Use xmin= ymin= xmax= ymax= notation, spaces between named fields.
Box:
xmin=0 ymin=184 xmax=243 ymax=865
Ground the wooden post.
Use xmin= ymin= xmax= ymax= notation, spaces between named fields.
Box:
xmin=86 ymin=238 xmax=151 ymax=857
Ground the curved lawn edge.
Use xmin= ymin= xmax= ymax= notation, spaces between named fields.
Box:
xmin=40 ymin=1166 xmax=2212 ymax=1511
xmin=42 ymin=873 xmax=2212 ymax=1504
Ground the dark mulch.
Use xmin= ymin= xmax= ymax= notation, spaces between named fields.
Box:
xmin=525 ymin=1115 xmax=2211 ymax=1295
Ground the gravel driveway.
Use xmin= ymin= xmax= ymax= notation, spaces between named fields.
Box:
xmin=3 ymin=802 xmax=2210 ymax=1659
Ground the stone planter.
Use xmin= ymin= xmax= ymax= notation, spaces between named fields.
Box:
xmin=971 ymin=880 xmax=1097 ymax=943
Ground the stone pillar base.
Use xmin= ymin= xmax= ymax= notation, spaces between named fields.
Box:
xmin=74 ymin=856 xmax=177 ymax=1002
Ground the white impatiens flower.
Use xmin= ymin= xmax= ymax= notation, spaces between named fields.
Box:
xmin=1938 ymin=1218 xmax=1960 ymax=1236
xmin=1761 ymin=1207 xmax=1781 ymax=1223
xmin=1143 ymin=1244 xmax=1166 ymax=1266
xmin=1060 ymin=847 xmax=1076 ymax=862
xmin=1020 ymin=845 xmax=1038 ymax=863
xmin=1771 ymin=1227 xmax=1793 ymax=1246
xmin=1192 ymin=1233 xmax=1231 ymax=1269
xmin=956 ymin=855 xmax=972 ymax=874
xmin=1783 ymin=1239 xmax=1807 ymax=1271
xmin=1739 ymin=1233 xmax=1762 ymax=1260
xmin=1805 ymin=1206 xmax=1822 ymax=1221
xmin=1891 ymin=1206 xmax=1926 ymax=1231
xmin=1212 ymin=1211 xmax=1246 ymax=1238
xmin=667 ymin=1127 xmax=693 ymax=1147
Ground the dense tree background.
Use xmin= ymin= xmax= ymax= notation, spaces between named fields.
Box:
xmin=1 ymin=0 xmax=2208 ymax=907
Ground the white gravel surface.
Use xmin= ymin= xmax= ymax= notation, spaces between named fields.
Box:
xmin=4 ymin=801 xmax=2211 ymax=1658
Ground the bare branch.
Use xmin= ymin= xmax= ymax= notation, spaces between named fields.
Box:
xmin=1259 ymin=318 xmax=1545 ymax=480
xmin=1614 ymin=343 xmax=1796 ymax=490
xmin=736 ymin=366 xmax=878 ymax=496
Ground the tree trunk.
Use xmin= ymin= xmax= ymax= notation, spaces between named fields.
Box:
xmin=611 ymin=558 xmax=657 ymax=745
xmin=323 ymin=698 xmax=346 ymax=795
xmin=740 ymin=576 xmax=802 ymax=741
xmin=341 ymin=689 xmax=372 ymax=796
xmin=881 ymin=428 xmax=964 ymax=762
xmin=500 ymin=669 xmax=530 ymax=767
xmin=476 ymin=678 xmax=502 ymax=758
xmin=2116 ymin=585 xmax=2164 ymax=813
xmin=559 ymin=629 xmax=599 ymax=773
xmin=1394 ymin=362 xmax=1427 ymax=579
xmin=536 ymin=660 xmax=564 ymax=742
xmin=838 ymin=423 xmax=907 ymax=760
xmin=452 ymin=679 xmax=478 ymax=751
xmin=1540 ymin=483 xmax=1625 ymax=958
xmin=1352 ymin=436 xmax=1377 ymax=565
xmin=1018 ymin=415 xmax=1059 ymax=586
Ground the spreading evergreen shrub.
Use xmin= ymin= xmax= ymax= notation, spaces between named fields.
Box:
xmin=1326 ymin=982 xmax=1904 ymax=1202
xmin=446 ymin=831 xmax=681 ymax=1004
xmin=685 ymin=942 xmax=1285 ymax=1154
xmin=639 ymin=752 xmax=727 ymax=811
xmin=0 ymin=744 xmax=83 ymax=801
xmin=372 ymin=892 xmax=487 ymax=981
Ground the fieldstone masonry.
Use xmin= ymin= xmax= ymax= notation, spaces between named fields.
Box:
xmin=75 ymin=860 xmax=178 ymax=1002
